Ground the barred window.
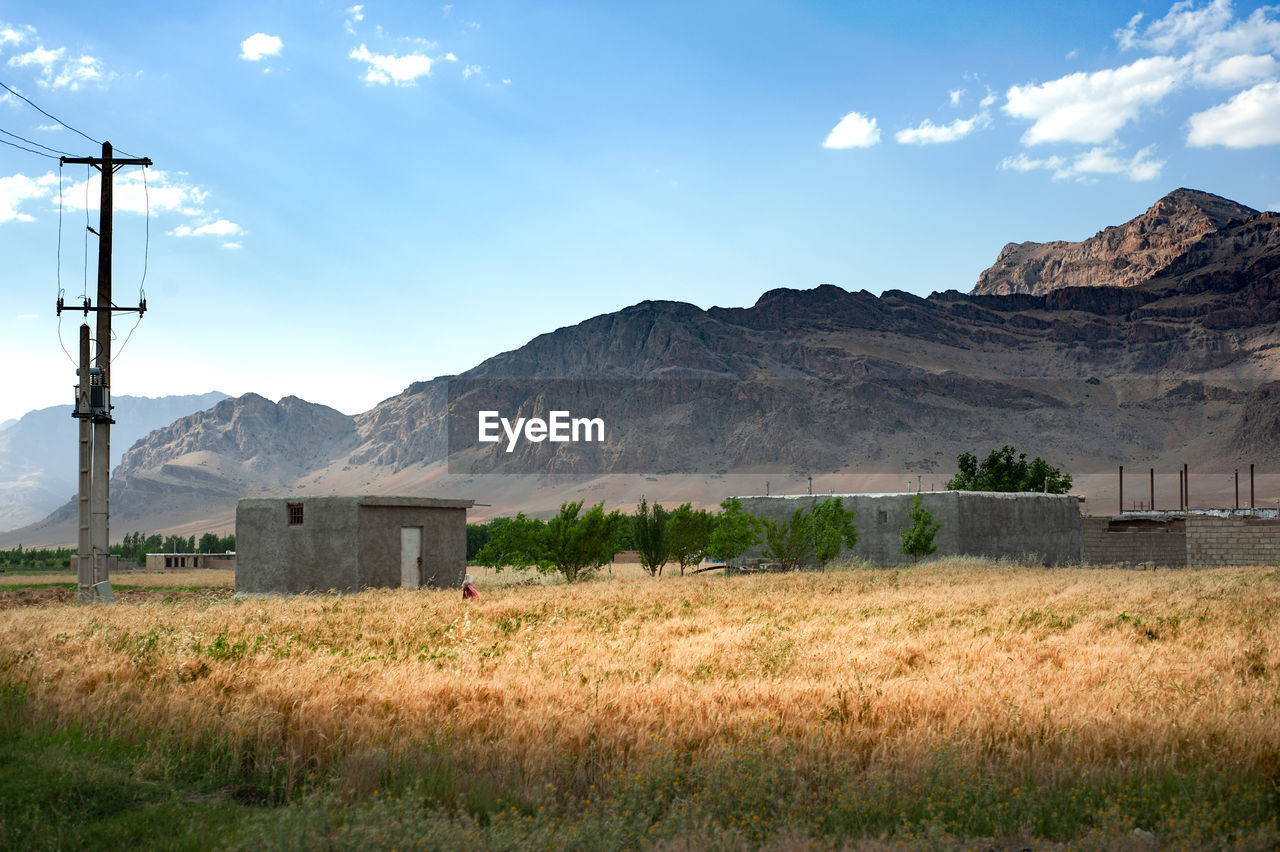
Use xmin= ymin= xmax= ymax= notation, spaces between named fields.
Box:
xmin=288 ymin=502 xmax=304 ymax=526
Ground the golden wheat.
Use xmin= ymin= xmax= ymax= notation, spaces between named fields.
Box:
xmin=1 ymin=559 xmax=1276 ymax=799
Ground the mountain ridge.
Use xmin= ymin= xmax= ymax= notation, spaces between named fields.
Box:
xmin=973 ymin=188 xmax=1260 ymax=296
xmin=5 ymin=188 xmax=1280 ymax=546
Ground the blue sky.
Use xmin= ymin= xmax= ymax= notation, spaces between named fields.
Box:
xmin=2 ymin=0 xmax=1279 ymax=424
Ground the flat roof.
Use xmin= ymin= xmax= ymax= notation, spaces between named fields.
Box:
xmin=356 ymin=496 xmax=475 ymax=509
xmin=239 ymin=495 xmax=475 ymax=509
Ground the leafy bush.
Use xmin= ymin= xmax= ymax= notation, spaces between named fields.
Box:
xmin=946 ymin=445 xmax=1072 ymax=494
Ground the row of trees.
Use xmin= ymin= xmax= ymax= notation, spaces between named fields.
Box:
xmin=0 ymin=530 xmax=235 ymax=569
xmin=112 ymin=531 xmax=236 ymax=565
xmin=471 ymin=493 xmax=944 ymax=583
xmin=465 ymin=444 xmax=1075 ymax=583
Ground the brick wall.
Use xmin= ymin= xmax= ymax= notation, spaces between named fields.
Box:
xmin=1085 ymin=514 xmax=1280 ymax=567
xmin=1084 ymin=517 xmax=1186 ymax=567
xmin=1186 ymin=515 xmax=1280 ymax=567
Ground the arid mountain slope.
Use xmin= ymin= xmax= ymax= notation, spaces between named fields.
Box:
xmin=0 ymin=392 xmax=228 ymax=533
xmin=973 ymin=189 xmax=1259 ymax=296
xmin=5 ymin=191 xmax=1280 ymax=546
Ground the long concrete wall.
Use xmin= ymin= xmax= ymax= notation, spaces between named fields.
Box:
xmin=735 ymin=492 xmax=1082 ymax=567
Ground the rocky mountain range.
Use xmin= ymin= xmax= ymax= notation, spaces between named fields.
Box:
xmin=0 ymin=392 xmax=228 ymax=533
xmin=4 ymin=188 xmax=1279 ymax=546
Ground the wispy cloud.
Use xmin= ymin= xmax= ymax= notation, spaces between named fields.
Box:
xmin=7 ymin=44 xmax=106 ymax=89
xmin=240 ymin=33 xmax=283 ymax=62
xmin=822 ymin=111 xmax=880 ymax=149
xmin=171 ymin=219 xmax=245 ymax=238
xmin=345 ymin=5 xmax=365 ymax=34
xmin=987 ymin=1 xmax=1280 ymax=176
xmin=896 ymin=112 xmax=990 ymax=145
xmin=349 ymin=43 xmax=433 ymax=86
xmin=999 ymin=145 xmax=1164 ymax=182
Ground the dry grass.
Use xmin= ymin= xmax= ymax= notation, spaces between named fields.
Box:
xmin=0 ymin=568 xmax=235 ymax=588
xmin=0 ymin=557 xmax=1276 ymax=807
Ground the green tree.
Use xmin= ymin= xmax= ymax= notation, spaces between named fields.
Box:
xmin=666 ymin=504 xmax=716 ymax=576
xmin=945 ymin=445 xmax=1072 ymax=494
xmin=810 ymin=497 xmax=858 ymax=569
xmin=760 ymin=497 xmax=858 ymax=571
xmin=631 ymin=498 xmax=671 ymax=578
xmin=761 ymin=507 xmax=813 ymax=571
xmin=542 ymin=501 xmax=628 ymax=583
xmin=900 ymin=493 xmax=942 ymax=564
xmin=476 ymin=514 xmax=545 ymax=573
xmin=475 ymin=501 xmax=627 ymax=583
xmin=707 ymin=497 xmax=763 ymax=568
xmin=466 ymin=522 xmax=491 ymax=562
xmin=197 ymin=533 xmax=221 ymax=553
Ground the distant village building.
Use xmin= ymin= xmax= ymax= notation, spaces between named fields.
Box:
xmin=235 ymin=496 xmax=474 ymax=594
xmin=145 ymin=552 xmax=236 ymax=571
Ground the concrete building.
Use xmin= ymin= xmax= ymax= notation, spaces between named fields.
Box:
xmin=145 ymin=552 xmax=236 ymax=571
xmin=736 ymin=491 xmax=1083 ymax=567
xmin=235 ymin=496 xmax=474 ymax=594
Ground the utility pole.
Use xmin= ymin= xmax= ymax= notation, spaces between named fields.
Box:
xmin=58 ymin=141 xmax=150 ymax=604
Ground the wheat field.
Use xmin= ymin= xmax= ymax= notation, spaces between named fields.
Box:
xmin=1 ymin=559 xmax=1277 ymax=848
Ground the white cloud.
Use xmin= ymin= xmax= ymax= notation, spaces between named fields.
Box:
xmin=822 ymin=111 xmax=880 ymax=149
xmin=171 ymin=219 xmax=244 ymax=238
xmin=1197 ymin=53 xmax=1278 ymax=87
xmin=462 ymin=64 xmax=481 ymax=79
xmin=948 ymin=88 xmax=964 ymax=106
xmin=999 ymin=145 xmax=1164 ymax=181
xmin=64 ymin=169 xmax=210 ymax=217
xmin=1004 ymin=56 xmax=1185 ymax=145
xmin=0 ymin=171 xmax=56 ymax=222
xmin=349 ymin=43 xmax=433 ymax=85
xmin=1115 ymin=0 xmax=1235 ymax=53
xmin=240 ymin=33 xmax=282 ymax=62
xmin=0 ymin=25 xmax=32 ymax=46
xmin=345 ymin=5 xmax=365 ymax=34
xmin=7 ymin=45 xmax=105 ymax=89
xmin=1117 ymin=1 xmax=1280 ymax=76
xmin=1187 ymin=80 xmax=1280 ymax=147
xmin=8 ymin=45 xmax=57 ymax=66
xmin=171 ymin=218 xmax=245 ymax=249
xmin=896 ymin=112 xmax=990 ymax=145
xmin=444 ymin=52 xmax=458 ymax=62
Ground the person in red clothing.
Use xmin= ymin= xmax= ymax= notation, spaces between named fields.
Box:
xmin=462 ymin=573 xmax=480 ymax=600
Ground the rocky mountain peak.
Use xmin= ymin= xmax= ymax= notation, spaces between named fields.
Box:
xmin=972 ymin=188 xmax=1259 ymax=297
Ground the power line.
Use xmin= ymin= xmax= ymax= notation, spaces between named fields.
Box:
xmin=0 ymin=79 xmax=99 ymax=147
xmin=0 ymin=134 xmax=58 ymax=160
xmin=0 ymin=126 xmax=72 ymax=157
xmin=0 ymin=79 xmax=143 ymax=159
